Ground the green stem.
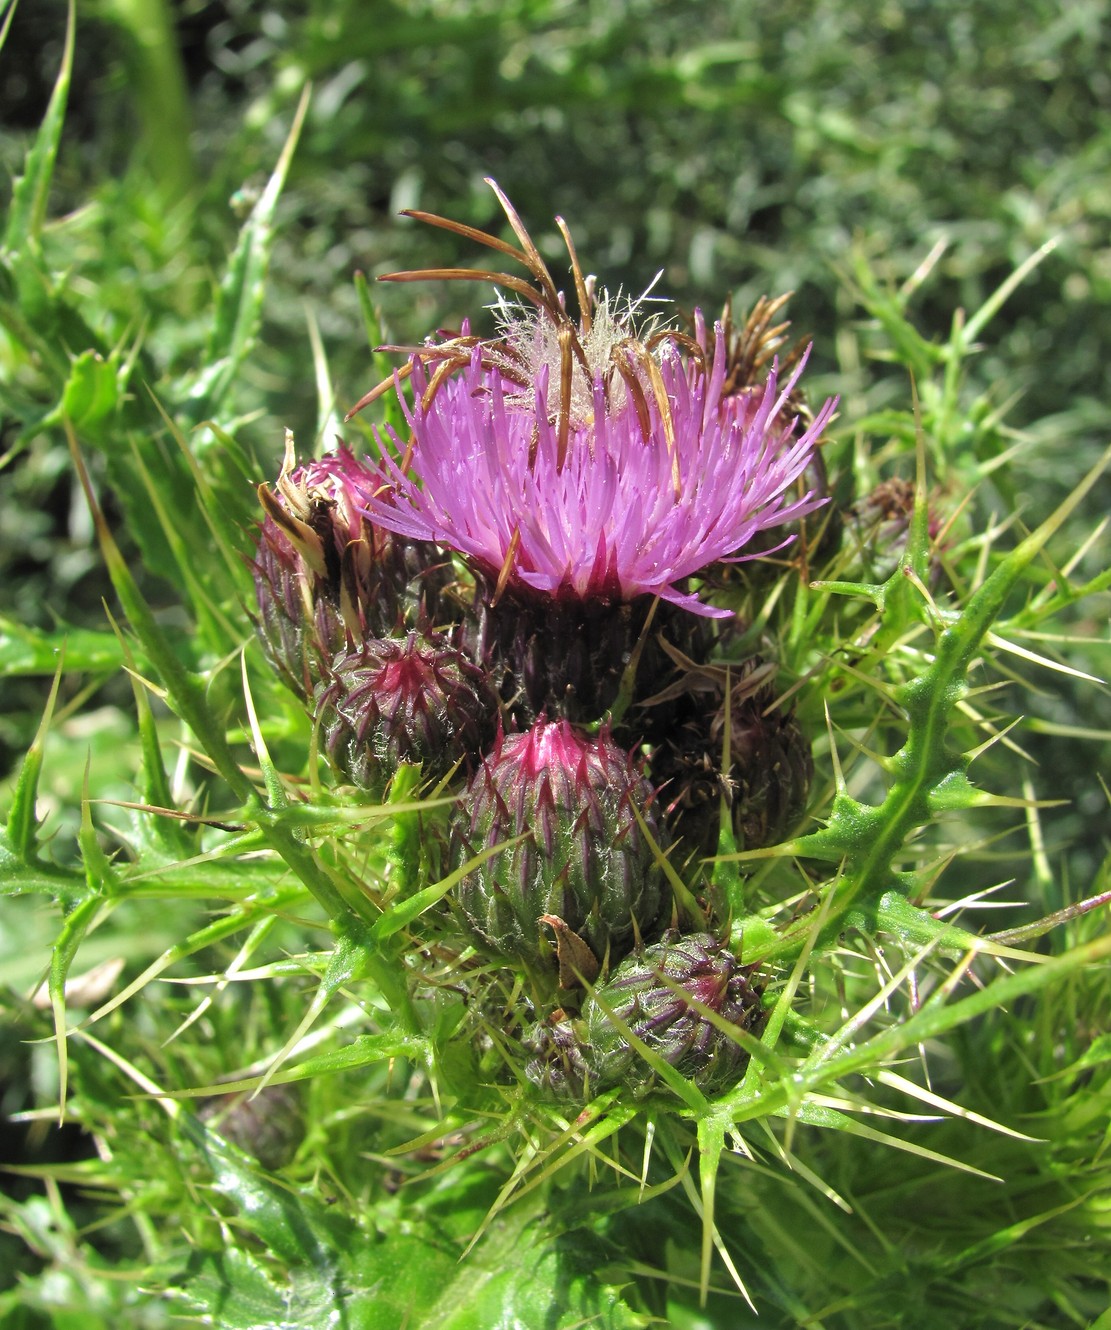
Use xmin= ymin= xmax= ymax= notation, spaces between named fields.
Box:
xmin=100 ymin=0 xmax=196 ymax=202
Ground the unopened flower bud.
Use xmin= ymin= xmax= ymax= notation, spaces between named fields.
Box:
xmin=523 ymin=1017 xmax=588 ymax=1100
xmin=585 ymin=931 xmax=763 ymax=1094
xmin=719 ymin=674 xmax=813 ymax=852
xmin=654 ymin=661 xmax=813 ymax=855
xmin=846 ymin=477 xmax=945 ymax=585
xmin=453 ymin=719 xmax=669 ymax=973
xmin=315 ymin=633 xmax=498 ymax=793
xmin=199 ymin=1083 xmax=303 ymax=1170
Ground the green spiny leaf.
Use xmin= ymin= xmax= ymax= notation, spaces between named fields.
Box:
xmin=173 ymin=1245 xmax=343 ymax=1330
xmin=251 ymin=930 xmax=380 ymax=1094
xmin=183 ymin=86 xmax=311 ymax=428
xmin=49 ymin=893 xmax=104 ymax=1120
xmin=3 ymin=660 xmax=63 ymax=863
xmin=165 ymin=1031 xmax=427 ymax=1098
xmin=78 ymin=882 xmax=309 ymax=1030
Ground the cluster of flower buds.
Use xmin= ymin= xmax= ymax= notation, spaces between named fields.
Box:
xmin=250 ymin=183 xmax=846 ymax=1103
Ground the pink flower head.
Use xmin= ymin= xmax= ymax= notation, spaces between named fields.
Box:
xmin=365 ymin=321 xmax=836 ymax=618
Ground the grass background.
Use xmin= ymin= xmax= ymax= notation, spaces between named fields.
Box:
xmin=1 ymin=1 xmax=1109 ymax=1326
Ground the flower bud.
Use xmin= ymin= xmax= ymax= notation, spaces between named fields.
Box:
xmin=846 ymin=477 xmax=945 ymax=586
xmin=199 ymin=1083 xmax=302 ymax=1170
xmin=251 ymin=442 xmax=446 ymax=699
xmin=315 ymin=633 xmax=498 ymax=793
xmin=453 ymin=719 xmax=669 ymax=973
xmin=523 ymin=1017 xmax=588 ymax=1101
xmin=653 ymin=661 xmax=813 ymax=855
xmin=585 ymin=931 xmax=763 ymax=1094
xmin=719 ymin=673 xmax=813 ymax=852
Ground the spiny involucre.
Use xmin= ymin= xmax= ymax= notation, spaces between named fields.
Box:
xmin=585 ymin=931 xmax=765 ymax=1095
xmin=653 ymin=659 xmax=814 ymax=857
xmin=453 ymin=719 xmax=670 ymax=974
xmin=315 ymin=632 xmax=499 ymax=793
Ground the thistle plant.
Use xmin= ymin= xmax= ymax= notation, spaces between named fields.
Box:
xmin=3 ymin=28 xmax=1110 ymax=1328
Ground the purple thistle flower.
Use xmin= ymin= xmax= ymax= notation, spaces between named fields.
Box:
xmin=364 ymin=324 xmax=837 ymax=618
